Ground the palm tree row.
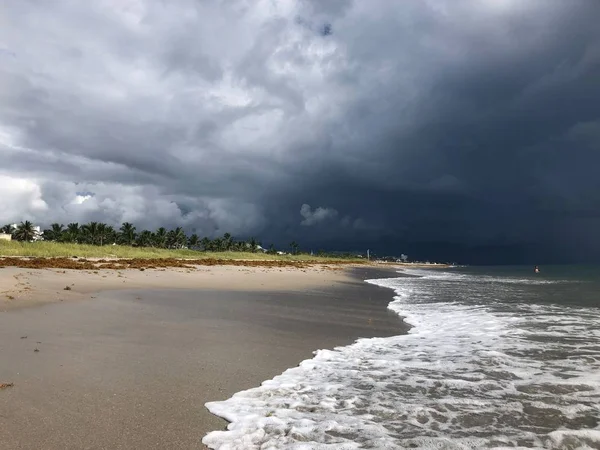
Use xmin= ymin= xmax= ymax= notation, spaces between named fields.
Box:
xmin=2 ymin=221 xmax=364 ymax=258
xmin=3 ymin=221 xmax=271 ymax=253
xmin=1 ymin=221 xmax=40 ymax=242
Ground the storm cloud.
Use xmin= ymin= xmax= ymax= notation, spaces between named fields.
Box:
xmin=1 ymin=0 xmax=599 ymax=263
xmin=300 ymin=204 xmax=338 ymax=227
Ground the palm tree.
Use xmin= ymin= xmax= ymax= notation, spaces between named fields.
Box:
xmin=64 ymin=223 xmax=80 ymax=243
xmin=154 ymin=227 xmax=167 ymax=248
xmin=42 ymin=223 xmax=65 ymax=242
xmin=222 ymin=233 xmax=233 ymax=251
xmin=166 ymin=227 xmax=187 ymax=249
xmin=290 ymin=241 xmax=299 ymax=255
xmin=175 ymin=227 xmax=187 ymax=248
xmin=212 ymin=237 xmax=223 ymax=252
xmin=248 ymin=237 xmax=258 ymax=253
xmin=82 ymin=222 xmax=100 ymax=245
xmin=136 ymin=230 xmax=153 ymax=247
xmin=13 ymin=221 xmax=36 ymax=242
xmin=188 ymin=234 xmax=199 ymax=249
xmin=97 ymin=223 xmax=106 ymax=246
xmin=1 ymin=224 xmax=12 ymax=234
xmin=118 ymin=222 xmax=137 ymax=246
xmin=200 ymin=237 xmax=211 ymax=251
xmin=97 ymin=223 xmax=115 ymax=246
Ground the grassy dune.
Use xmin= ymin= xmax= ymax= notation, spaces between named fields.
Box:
xmin=0 ymin=240 xmax=361 ymax=262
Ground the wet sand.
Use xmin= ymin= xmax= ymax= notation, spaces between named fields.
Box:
xmin=0 ymin=266 xmax=403 ymax=449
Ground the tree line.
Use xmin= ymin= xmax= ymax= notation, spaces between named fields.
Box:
xmin=1 ymin=220 xmax=290 ymax=254
xmin=2 ymin=221 xmax=361 ymax=258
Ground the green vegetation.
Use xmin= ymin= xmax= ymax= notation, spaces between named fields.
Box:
xmin=0 ymin=221 xmax=362 ymax=261
xmin=0 ymin=241 xmax=351 ymax=260
xmin=11 ymin=220 xmax=38 ymax=242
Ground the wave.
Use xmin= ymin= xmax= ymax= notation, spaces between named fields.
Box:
xmin=402 ymin=268 xmax=574 ymax=285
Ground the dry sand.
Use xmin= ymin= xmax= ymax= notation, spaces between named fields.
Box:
xmin=0 ymin=265 xmax=403 ymax=449
xmin=0 ymin=264 xmax=351 ymax=311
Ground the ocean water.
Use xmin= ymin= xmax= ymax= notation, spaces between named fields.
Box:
xmin=203 ymin=266 xmax=600 ymax=449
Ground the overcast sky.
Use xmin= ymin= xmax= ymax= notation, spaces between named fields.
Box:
xmin=1 ymin=0 xmax=599 ymax=263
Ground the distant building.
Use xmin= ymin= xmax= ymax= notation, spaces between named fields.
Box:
xmin=0 ymin=233 xmax=11 ymax=241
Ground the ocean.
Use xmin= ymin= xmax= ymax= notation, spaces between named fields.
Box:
xmin=203 ymin=266 xmax=600 ymax=449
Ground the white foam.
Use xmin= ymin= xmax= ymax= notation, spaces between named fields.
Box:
xmin=203 ymin=270 xmax=600 ymax=449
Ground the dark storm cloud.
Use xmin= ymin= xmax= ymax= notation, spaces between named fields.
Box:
xmin=1 ymin=0 xmax=599 ymax=263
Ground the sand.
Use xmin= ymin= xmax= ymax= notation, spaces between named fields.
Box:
xmin=0 ymin=264 xmax=352 ymax=311
xmin=0 ymin=265 xmax=402 ymax=449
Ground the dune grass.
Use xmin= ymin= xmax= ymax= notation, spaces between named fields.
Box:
xmin=0 ymin=240 xmax=362 ymax=263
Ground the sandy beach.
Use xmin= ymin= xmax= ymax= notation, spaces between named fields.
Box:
xmin=0 ymin=264 xmax=403 ymax=449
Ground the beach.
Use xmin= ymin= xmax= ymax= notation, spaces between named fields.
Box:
xmin=0 ymin=264 xmax=402 ymax=449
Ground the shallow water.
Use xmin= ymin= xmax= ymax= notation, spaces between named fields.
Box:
xmin=203 ymin=266 xmax=600 ymax=449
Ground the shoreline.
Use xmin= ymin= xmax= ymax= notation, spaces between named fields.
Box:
xmin=0 ymin=260 xmax=435 ymax=312
xmin=0 ymin=264 xmax=404 ymax=449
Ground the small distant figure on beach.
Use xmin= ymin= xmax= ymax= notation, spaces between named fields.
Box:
xmin=534 ymin=265 xmax=540 ymax=274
